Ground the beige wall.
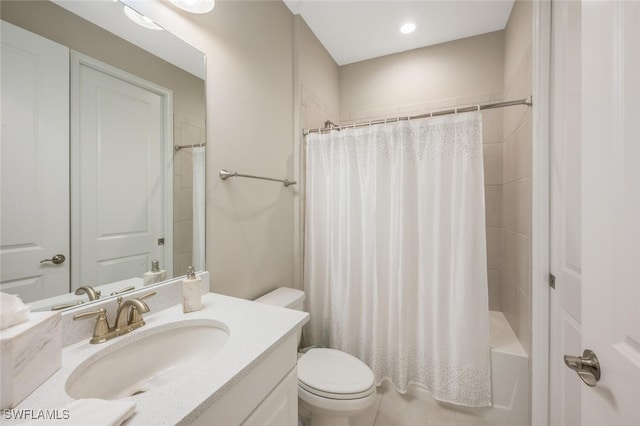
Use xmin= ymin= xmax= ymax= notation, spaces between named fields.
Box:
xmin=296 ymin=16 xmax=340 ymax=130
xmin=338 ymin=32 xmax=506 ymax=310
xmin=135 ymin=0 xmax=296 ymax=300
xmin=502 ymin=0 xmax=533 ymax=356
xmin=339 ymin=31 xmax=504 ymax=122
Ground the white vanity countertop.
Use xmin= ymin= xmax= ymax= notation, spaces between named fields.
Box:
xmin=9 ymin=292 xmax=309 ymax=425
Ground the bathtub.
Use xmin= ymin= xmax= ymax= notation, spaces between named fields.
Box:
xmin=485 ymin=310 xmax=530 ymax=425
xmin=352 ymin=310 xmax=530 ymax=426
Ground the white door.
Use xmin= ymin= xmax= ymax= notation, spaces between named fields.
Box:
xmin=71 ymin=53 xmax=172 ymax=288
xmin=0 ymin=21 xmax=70 ymax=302
xmin=548 ymin=1 xmax=583 ymax=424
xmin=579 ymin=1 xmax=640 ymax=424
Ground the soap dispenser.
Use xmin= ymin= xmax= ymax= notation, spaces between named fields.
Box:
xmin=143 ymin=260 xmax=167 ymax=286
xmin=182 ymin=266 xmax=202 ymax=313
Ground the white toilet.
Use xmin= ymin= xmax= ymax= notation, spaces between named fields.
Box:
xmin=255 ymin=287 xmax=377 ymax=426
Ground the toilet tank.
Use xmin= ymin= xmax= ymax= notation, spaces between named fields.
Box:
xmin=255 ymin=287 xmax=305 ymax=347
xmin=254 ymin=287 xmax=305 ymax=311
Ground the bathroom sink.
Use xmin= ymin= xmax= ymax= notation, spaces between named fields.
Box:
xmin=65 ymin=320 xmax=229 ymax=400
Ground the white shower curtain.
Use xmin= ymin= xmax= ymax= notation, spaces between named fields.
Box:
xmin=192 ymin=146 xmax=205 ymax=272
xmin=304 ymin=112 xmax=491 ymax=407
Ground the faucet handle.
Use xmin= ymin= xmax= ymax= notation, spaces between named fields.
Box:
xmin=129 ymin=302 xmax=150 ymax=324
xmin=138 ymin=291 xmax=156 ymax=301
xmin=117 ymin=290 xmax=154 ymax=307
xmin=128 ymin=292 xmax=155 ymax=324
xmin=73 ymin=308 xmax=110 ymax=344
xmin=110 ymin=286 xmax=135 ymax=296
xmin=73 ymin=307 xmax=106 ymax=321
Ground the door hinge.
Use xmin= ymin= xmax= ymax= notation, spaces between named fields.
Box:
xmin=549 ymin=273 xmax=556 ymax=289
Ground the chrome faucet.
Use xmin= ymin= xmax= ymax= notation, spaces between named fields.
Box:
xmin=75 ymin=285 xmax=102 ymax=301
xmin=73 ymin=291 xmax=156 ymax=344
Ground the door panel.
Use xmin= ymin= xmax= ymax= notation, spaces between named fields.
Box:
xmin=72 ymin=53 xmax=170 ymax=288
xmin=581 ymin=1 xmax=640 ymax=425
xmin=0 ymin=21 xmax=70 ymax=301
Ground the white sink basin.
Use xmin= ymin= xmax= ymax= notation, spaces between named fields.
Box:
xmin=65 ymin=320 xmax=229 ymax=400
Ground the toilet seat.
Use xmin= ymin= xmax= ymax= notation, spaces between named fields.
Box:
xmin=297 ymin=348 xmax=375 ymax=400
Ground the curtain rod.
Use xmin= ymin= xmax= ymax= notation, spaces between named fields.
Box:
xmin=219 ymin=169 xmax=296 ymax=187
xmin=174 ymin=143 xmax=206 ymax=151
xmin=303 ymin=96 xmax=532 ymax=135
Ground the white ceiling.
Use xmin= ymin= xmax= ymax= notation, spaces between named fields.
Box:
xmin=284 ymin=0 xmax=515 ymax=66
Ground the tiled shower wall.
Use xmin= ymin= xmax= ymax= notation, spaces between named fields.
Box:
xmin=501 ymin=0 xmax=533 ymax=356
xmin=338 ymin=31 xmax=506 ymax=310
xmin=173 ymin=114 xmax=205 ymax=276
xmin=296 ymin=9 xmax=533 ymax=329
xmin=483 ymin=108 xmax=505 ymax=312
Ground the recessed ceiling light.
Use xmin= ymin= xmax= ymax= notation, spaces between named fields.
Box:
xmin=123 ymin=5 xmax=163 ymax=31
xmin=400 ymin=23 xmax=416 ymax=34
xmin=168 ymin=0 xmax=215 ymax=14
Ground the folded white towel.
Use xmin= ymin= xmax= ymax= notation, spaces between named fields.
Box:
xmin=0 ymin=292 xmax=30 ymax=330
xmin=19 ymin=398 xmax=136 ymax=426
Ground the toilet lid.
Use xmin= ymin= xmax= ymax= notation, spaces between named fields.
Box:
xmin=298 ymin=348 xmax=375 ymax=398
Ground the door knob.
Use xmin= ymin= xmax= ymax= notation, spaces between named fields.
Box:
xmin=564 ymin=349 xmax=601 ymax=387
xmin=40 ymin=254 xmax=66 ymax=265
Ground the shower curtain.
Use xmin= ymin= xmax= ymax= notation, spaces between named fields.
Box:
xmin=304 ymin=112 xmax=491 ymax=407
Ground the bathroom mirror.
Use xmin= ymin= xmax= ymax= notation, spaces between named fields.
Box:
xmin=0 ymin=0 xmax=206 ymax=311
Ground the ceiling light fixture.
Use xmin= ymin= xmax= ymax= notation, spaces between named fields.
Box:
xmin=168 ymin=0 xmax=215 ymax=14
xmin=123 ymin=5 xmax=163 ymax=30
xmin=400 ymin=22 xmax=416 ymax=34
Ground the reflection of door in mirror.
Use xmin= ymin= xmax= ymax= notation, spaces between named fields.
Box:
xmin=1 ymin=0 xmax=205 ymax=310
xmin=1 ymin=22 xmax=173 ymax=303
xmin=72 ymin=52 xmax=173 ymax=289
xmin=1 ymin=21 xmax=70 ymax=301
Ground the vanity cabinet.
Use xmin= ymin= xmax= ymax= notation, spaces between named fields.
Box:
xmin=242 ymin=368 xmax=298 ymax=426
xmin=190 ymin=332 xmax=299 ymax=426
